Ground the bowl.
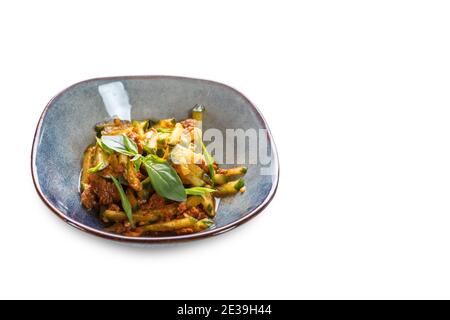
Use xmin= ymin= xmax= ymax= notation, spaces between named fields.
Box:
xmin=31 ymin=76 xmax=279 ymax=243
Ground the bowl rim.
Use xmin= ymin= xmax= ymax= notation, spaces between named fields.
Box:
xmin=31 ymin=75 xmax=280 ymax=243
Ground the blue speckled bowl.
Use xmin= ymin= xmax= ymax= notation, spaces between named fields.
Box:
xmin=31 ymin=76 xmax=279 ymax=243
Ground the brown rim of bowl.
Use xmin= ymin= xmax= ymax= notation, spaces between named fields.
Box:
xmin=31 ymin=75 xmax=280 ymax=243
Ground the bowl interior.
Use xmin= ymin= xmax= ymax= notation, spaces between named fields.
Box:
xmin=32 ymin=76 xmax=278 ymax=241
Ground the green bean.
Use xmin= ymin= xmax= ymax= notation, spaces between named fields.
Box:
xmin=141 ymin=217 xmax=197 ymax=232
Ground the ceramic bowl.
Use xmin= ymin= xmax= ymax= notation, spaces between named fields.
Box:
xmin=31 ymin=76 xmax=279 ymax=243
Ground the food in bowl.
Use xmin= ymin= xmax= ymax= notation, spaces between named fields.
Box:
xmin=80 ymin=105 xmax=247 ymax=237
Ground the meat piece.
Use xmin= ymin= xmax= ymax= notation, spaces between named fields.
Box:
xmin=89 ymin=175 xmax=120 ymax=205
xmin=105 ymin=223 xmax=127 ymax=234
xmin=176 ymin=228 xmax=194 ymax=235
xmin=81 ymin=185 xmax=97 ymax=210
xmin=108 ymin=203 xmax=121 ymax=211
xmin=177 ymin=202 xmax=188 ymax=213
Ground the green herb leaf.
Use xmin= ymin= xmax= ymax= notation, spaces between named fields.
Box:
xmin=185 ymin=187 xmax=216 ymax=196
xmin=96 ymin=137 xmax=113 ymax=154
xmin=143 ymin=155 xmax=186 ymax=202
xmin=123 ymin=134 xmax=138 ymax=154
xmin=110 ymin=176 xmax=135 ymax=228
xmin=87 ymin=161 xmax=107 ymax=173
xmin=101 ymin=135 xmax=138 ymax=156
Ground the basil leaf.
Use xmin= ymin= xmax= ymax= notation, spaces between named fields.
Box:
xmin=143 ymin=156 xmax=186 ymax=202
xmin=123 ymin=134 xmax=138 ymax=155
xmin=185 ymin=187 xmax=216 ymax=196
xmin=110 ymin=176 xmax=135 ymax=228
xmin=87 ymin=161 xmax=107 ymax=173
xmin=101 ymin=135 xmax=137 ymax=156
xmin=130 ymin=154 xmax=141 ymax=162
xmin=96 ymin=137 xmax=113 ymax=155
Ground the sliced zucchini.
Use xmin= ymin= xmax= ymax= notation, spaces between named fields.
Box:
xmin=88 ymin=145 xmax=109 ymax=173
xmin=174 ymin=164 xmax=206 ymax=187
xmin=124 ymin=160 xmax=142 ymax=191
xmin=212 ymin=174 xmax=228 ymax=185
xmin=141 ymin=217 xmax=197 ymax=232
xmin=201 ymin=193 xmax=216 ymax=217
xmin=81 ymin=145 xmax=95 ymax=191
xmin=213 ymin=179 xmax=245 ymax=197
xmin=186 ymin=195 xmax=203 ymax=208
xmin=102 ymin=210 xmax=127 ymax=223
xmin=132 ymin=120 xmax=149 ymax=135
xmin=126 ymin=188 xmax=139 ymax=211
xmin=185 ymin=194 xmax=215 ymax=217
xmin=96 ymin=119 xmax=131 ymax=136
xmin=137 ymin=188 xmax=151 ymax=201
xmin=192 ymin=104 xmax=205 ymax=121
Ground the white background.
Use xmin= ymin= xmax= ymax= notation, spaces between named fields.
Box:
xmin=1 ymin=0 xmax=450 ymax=299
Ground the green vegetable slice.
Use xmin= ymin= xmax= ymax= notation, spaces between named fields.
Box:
xmin=185 ymin=187 xmax=216 ymax=196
